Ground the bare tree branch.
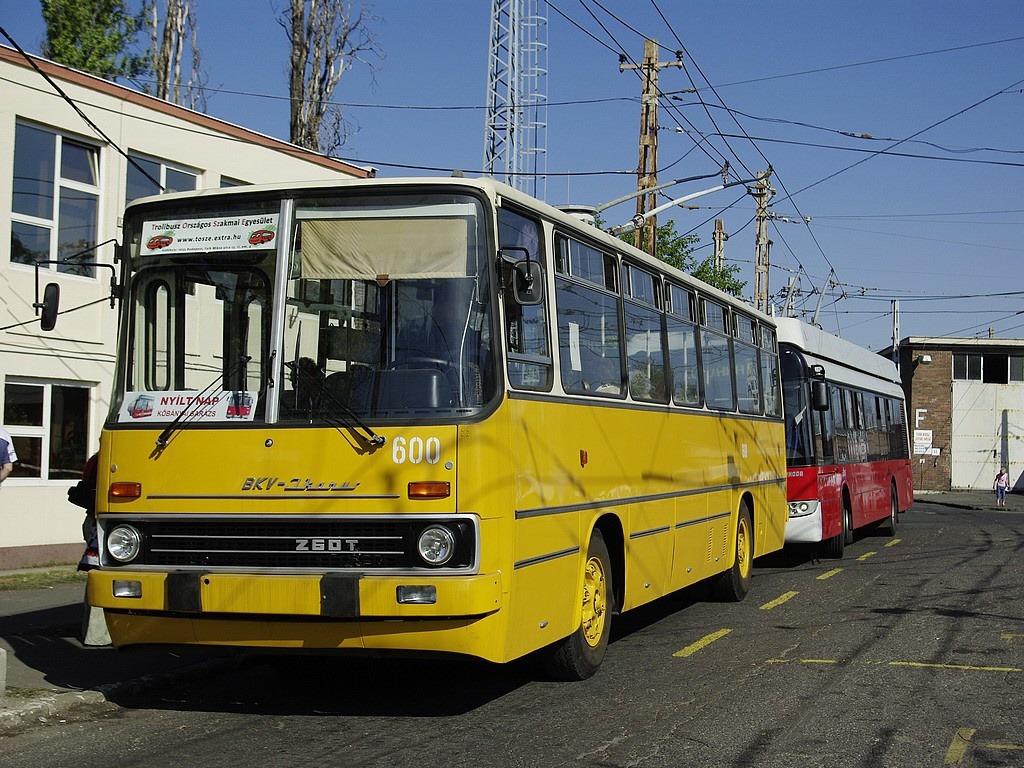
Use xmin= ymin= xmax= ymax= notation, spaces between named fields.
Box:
xmin=280 ymin=0 xmax=380 ymax=154
xmin=150 ymin=0 xmax=207 ymax=110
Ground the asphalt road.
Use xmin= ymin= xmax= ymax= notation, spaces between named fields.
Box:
xmin=1 ymin=501 xmax=1021 ymax=768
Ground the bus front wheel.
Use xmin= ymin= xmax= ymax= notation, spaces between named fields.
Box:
xmin=711 ymin=503 xmax=753 ymax=602
xmin=822 ymin=501 xmax=847 ymax=559
xmin=542 ymin=529 xmax=612 ymax=681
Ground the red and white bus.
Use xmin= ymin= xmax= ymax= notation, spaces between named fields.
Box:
xmin=776 ymin=318 xmax=913 ymax=557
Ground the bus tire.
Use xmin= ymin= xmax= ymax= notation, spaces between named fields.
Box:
xmin=711 ymin=503 xmax=753 ymax=602
xmin=842 ymin=497 xmax=854 ymax=546
xmin=878 ymin=483 xmax=899 ymax=536
xmin=822 ymin=500 xmax=848 ymax=559
xmin=542 ymin=529 xmax=612 ymax=681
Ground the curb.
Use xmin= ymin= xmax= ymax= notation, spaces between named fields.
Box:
xmin=0 ymin=689 xmax=110 ymax=733
xmin=0 ymin=652 xmax=251 ymax=735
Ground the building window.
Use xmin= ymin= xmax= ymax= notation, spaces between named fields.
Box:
xmin=126 ymin=151 xmax=198 ymax=205
xmin=1011 ymin=356 xmax=1024 ymax=382
xmin=3 ymin=381 xmax=90 ymax=481
xmin=11 ymin=122 xmax=100 ymax=277
xmin=953 ymin=353 xmax=982 ymax=381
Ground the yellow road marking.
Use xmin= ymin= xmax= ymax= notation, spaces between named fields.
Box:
xmin=767 ymin=659 xmax=1022 ymax=673
xmin=1001 ymin=633 xmax=1024 ymax=644
xmin=673 ymin=628 xmax=732 ymax=658
xmin=816 ymin=568 xmax=842 ymax=580
xmin=857 ymin=551 xmax=877 ymax=561
xmin=979 ymin=743 xmax=1024 ymax=750
xmin=884 ymin=538 xmax=901 ymax=547
xmin=889 ymin=661 xmax=1021 ymax=673
xmin=759 ymin=591 xmax=799 ymax=610
xmin=944 ymin=728 xmax=976 ymax=765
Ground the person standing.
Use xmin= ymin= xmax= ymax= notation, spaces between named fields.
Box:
xmin=0 ymin=425 xmax=18 ymax=464
xmin=994 ymin=467 xmax=1010 ymax=507
xmin=0 ymin=432 xmax=12 ymax=490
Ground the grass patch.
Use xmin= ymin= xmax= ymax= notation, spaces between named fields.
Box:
xmin=0 ymin=568 xmax=87 ymax=591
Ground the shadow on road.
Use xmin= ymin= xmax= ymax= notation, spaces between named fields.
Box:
xmin=110 ymin=652 xmax=536 ymax=717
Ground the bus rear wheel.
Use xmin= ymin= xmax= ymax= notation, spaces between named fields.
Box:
xmin=711 ymin=503 xmax=753 ymax=602
xmin=842 ymin=499 xmax=854 ymax=546
xmin=542 ymin=529 xmax=612 ymax=681
xmin=878 ymin=483 xmax=899 ymax=536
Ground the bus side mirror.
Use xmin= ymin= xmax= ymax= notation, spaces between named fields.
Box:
xmin=513 ymin=261 xmax=544 ymax=306
xmin=39 ymin=282 xmax=60 ymax=331
xmin=811 ymin=379 xmax=829 ymax=412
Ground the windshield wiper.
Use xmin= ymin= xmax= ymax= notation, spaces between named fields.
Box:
xmin=155 ymin=356 xmax=253 ymax=449
xmin=283 ymin=360 xmax=385 ymax=448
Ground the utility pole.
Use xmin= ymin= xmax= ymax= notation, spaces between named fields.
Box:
xmin=751 ymin=170 xmax=774 ymax=314
xmin=713 ymin=218 xmax=728 ymax=272
xmin=621 ymin=39 xmax=681 ymax=258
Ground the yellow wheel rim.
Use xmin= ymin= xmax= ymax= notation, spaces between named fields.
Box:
xmin=736 ymin=515 xmax=751 ymax=579
xmin=581 ymin=554 xmax=608 ymax=648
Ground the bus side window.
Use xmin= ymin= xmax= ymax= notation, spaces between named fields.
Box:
xmin=623 ymin=263 xmax=667 ymax=403
xmin=831 ymin=385 xmax=848 ymax=462
xmin=733 ymin=314 xmax=761 ymax=415
xmin=816 ymin=392 xmax=834 ymax=464
xmin=499 ymin=207 xmax=552 ymax=391
xmin=555 ymin=236 xmax=623 ymax=397
xmin=700 ymin=298 xmax=735 ymax=411
xmin=760 ymin=326 xmax=782 ymax=417
xmin=667 ymin=283 xmax=700 ymax=407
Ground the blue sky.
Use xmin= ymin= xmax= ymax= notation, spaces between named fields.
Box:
xmin=6 ymin=1 xmax=1024 ymax=350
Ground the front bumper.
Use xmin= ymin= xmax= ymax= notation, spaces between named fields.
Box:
xmin=88 ymin=569 xmax=502 ymax=619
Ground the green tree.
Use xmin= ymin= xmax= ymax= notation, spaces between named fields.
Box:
xmin=41 ymin=0 xmax=150 ymax=82
xmin=614 ymin=218 xmax=747 ymax=297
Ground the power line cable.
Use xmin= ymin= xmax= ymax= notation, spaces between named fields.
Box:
xmin=0 ymin=26 xmax=164 ymax=191
xmin=711 ymin=35 xmax=1024 ymax=89
xmin=784 ymin=76 xmax=1024 ymax=201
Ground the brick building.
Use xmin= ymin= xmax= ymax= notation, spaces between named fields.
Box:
xmin=892 ymin=337 xmax=1024 ymax=492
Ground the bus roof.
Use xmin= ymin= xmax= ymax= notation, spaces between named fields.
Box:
xmin=775 ymin=317 xmax=904 ymax=397
xmin=122 ymin=175 xmax=774 ymax=325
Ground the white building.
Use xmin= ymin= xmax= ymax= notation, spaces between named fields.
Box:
xmin=0 ymin=45 xmax=371 ymax=568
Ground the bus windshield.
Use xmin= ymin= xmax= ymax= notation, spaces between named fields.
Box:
xmin=781 ymin=347 xmax=814 ymax=466
xmin=115 ymin=191 xmax=496 ymax=426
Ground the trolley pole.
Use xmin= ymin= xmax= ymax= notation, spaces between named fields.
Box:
xmin=621 ymin=39 xmax=681 ymax=258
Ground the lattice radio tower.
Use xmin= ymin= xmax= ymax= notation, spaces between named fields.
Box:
xmin=483 ymin=0 xmax=547 ymax=199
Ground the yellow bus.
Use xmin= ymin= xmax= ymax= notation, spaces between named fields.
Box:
xmin=79 ymin=177 xmax=786 ymax=679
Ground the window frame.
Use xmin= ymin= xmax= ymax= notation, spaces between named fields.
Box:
xmin=2 ymin=378 xmax=93 ymax=483
xmin=126 ymin=150 xmax=200 ymax=205
xmin=10 ymin=120 xmax=101 ymax=278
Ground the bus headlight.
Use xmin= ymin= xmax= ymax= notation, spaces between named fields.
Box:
xmin=417 ymin=525 xmax=455 ymax=565
xmin=107 ymin=525 xmax=143 ymax=562
xmin=787 ymin=500 xmax=819 ymax=518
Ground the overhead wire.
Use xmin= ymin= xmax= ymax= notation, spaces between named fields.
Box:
xmin=643 ymin=0 xmax=836 ymax=312
xmin=783 ymin=76 xmax=1024 ymax=200
xmin=567 ymin=0 xmax=733 ymax=172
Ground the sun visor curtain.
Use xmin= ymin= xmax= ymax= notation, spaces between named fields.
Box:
xmin=298 ymin=207 xmax=475 ymax=280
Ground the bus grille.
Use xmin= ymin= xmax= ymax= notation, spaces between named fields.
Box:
xmin=101 ymin=517 xmax=475 ymax=571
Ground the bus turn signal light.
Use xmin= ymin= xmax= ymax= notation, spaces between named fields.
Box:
xmin=408 ymin=481 xmax=450 ymax=499
xmin=109 ymin=482 xmax=142 ymax=498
